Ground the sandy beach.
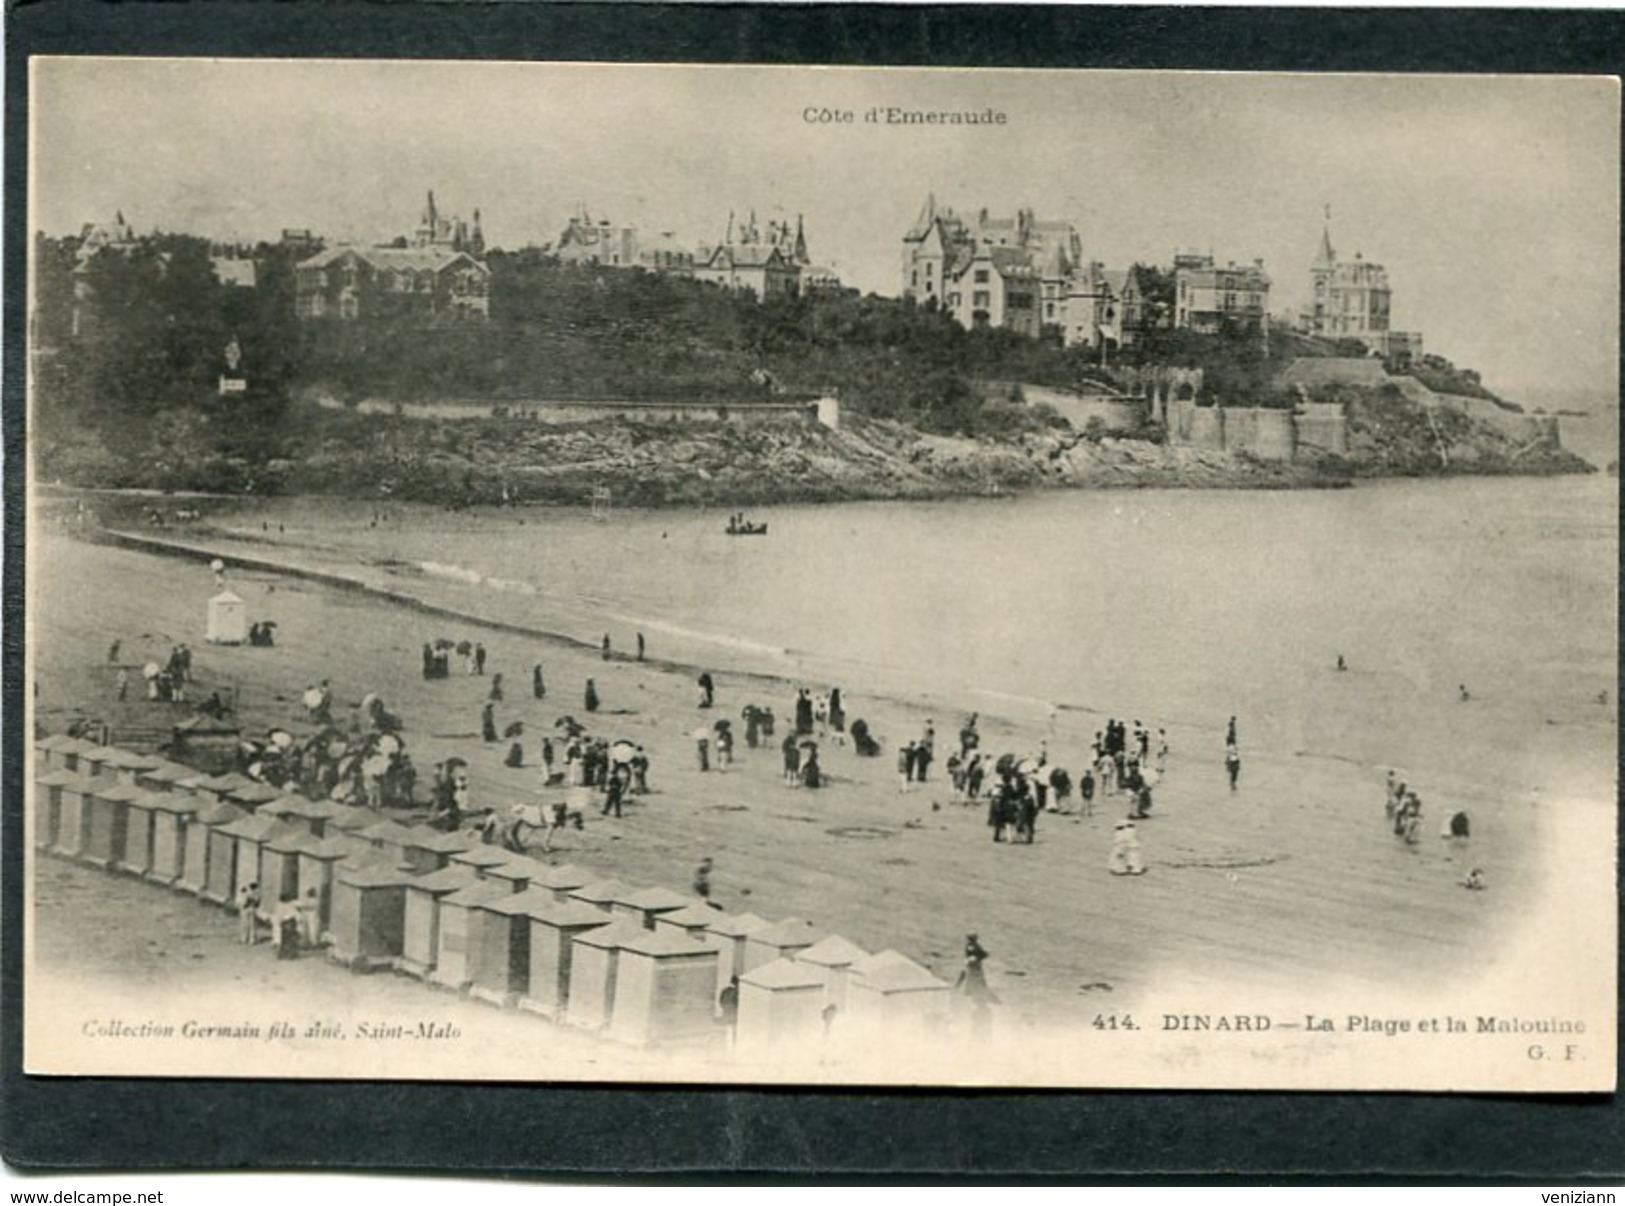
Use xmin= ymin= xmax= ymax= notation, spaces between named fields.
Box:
xmin=24 ymin=506 xmax=1617 ymax=1088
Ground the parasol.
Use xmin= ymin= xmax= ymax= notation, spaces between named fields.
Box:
xmin=142 ymin=662 xmax=161 ymax=680
xmin=375 ymin=733 xmax=402 ymax=757
xmin=610 ymin=740 xmax=636 ymax=764
xmin=302 ymin=687 xmax=324 ymax=710
xmin=268 ymin=729 xmax=294 ymax=750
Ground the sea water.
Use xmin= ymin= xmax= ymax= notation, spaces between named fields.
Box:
xmin=235 ymin=471 xmax=1617 ymax=809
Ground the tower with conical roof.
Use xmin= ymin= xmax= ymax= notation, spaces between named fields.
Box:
xmin=1309 ymin=212 xmax=1337 ymax=336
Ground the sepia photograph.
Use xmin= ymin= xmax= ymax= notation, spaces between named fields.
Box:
xmin=21 ymin=57 xmax=1619 ymax=1093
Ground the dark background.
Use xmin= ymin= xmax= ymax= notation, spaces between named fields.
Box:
xmin=5 ymin=2 xmax=1622 ymax=1180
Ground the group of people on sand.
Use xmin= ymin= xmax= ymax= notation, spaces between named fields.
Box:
xmin=235 ymin=684 xmax=418 ymax=811
xmin=1384 ymin=769 xmax=1481 ymax=888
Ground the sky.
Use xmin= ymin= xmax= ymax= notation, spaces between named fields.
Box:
xmin=30 ymin=58 xmax=1620 ymax=398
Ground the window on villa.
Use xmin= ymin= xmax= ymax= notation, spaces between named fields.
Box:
xmin=974 ymin=269 xmax=989 ymax=283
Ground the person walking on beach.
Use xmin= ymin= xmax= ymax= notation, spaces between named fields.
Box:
xmin=637 ymin=633 xmax=645 ymax=662
xmin=474 ymin=643 xmax=487 ymax=675
xmin=918 ymin=723 xmax=935 ymax=782
xmin=898 ymin=741 xmax=915 ymax=793
xmin=585 ymin=679 xmax=600 ymax=714
xmin=695 ymin=727 xmax=711 ymax=773
xmin=107 ymin=639 xmax=121 ymax=665
xmin=1225 ymin=716 xmax=1238 ymax=748
xmin=602 ymin=634 xmax=612 ymax=661
xmin=714 ymin=721 xmax=734 ymax=771
xmin=1225 ymin=743 xmax=1241 ymax=791
xmin=698 ymin=672 xmax=715 ymax=709
xmin=532 ymin=663 xmax=546 ymax=699
xmin=489 ymin=673 xmax=504 ymax=703
xmin=115 ymin=668 xmax=129 ymax=702
xmin=482 ymin=702 xmax=499 ymax=743
xmin=1155 ymin=730 xmax=1169 ymax=774
xmin=795 ymin=689 xmax=814 ymax=737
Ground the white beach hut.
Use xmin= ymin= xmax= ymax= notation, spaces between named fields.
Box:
xmin=518 ymin=900 xmax=619 ymax=1020
xmin=843 ymin=949 xmax=953 ymax=1040
xmin=792 ymin=933 xmax=871 ymax=1014
xmin=736 ymin=956 xmax=829 ymax=1056
xmin=206 ymin=589 xmax=248 ymax=645
xmin=607 ymin=928 xmax=721 ymax=1048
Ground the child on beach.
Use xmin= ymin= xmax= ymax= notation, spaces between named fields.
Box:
xmin=237 ymin=881 xmax=262 ymax=944
xmin=1109 ymin=822 xmax=1145 ymax=876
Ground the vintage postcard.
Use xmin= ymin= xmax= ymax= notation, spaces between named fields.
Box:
xmin=22 ymin=58 xmax=1618 ymax=1092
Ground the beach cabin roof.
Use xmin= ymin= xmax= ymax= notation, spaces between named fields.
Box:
xmin=210 ymin=589 xmax=244 ymax=605
xmin=325 ymin=804 xmax=379 ymax=832
xmin=147 ymin=791 xmax=202 ymax=815
xmin=402 ymin=828 xmax=475 ymax=856
xmin=450 ymin=846 xmax=516 ymax=871
xmin=441 ymin=881 xmax=515 ymax=909
xmin=572 ymin=877 xmax=634 ymax=906
xmin=90 ymin=782 xmax=150 ymax=804
xmin=203 ymin=772 xmax=256 ymax=793
xmin=527 ymin=862 xmax=595 ymax=891
xmin=794 ymin=934 xmax=870 ymax=969
xmin=707 ymin=911 xmax=771 ymax=938
xmin=35 ymin=734 xmax=82 ymax=753
xmin=305 ymin=834 xmax=360 ymax=860
xmin=193 ymin=801 xmax=247 ymax=828
xmin=216 ymin=812 xmax=282 ymax=842
xmin=751 ymin=917 xmax=825 ymax=946
xmin=270 ymin=796 xmax=343 ymax=821
xmin=572 ymin=919 xmax=650 ymax=950
xmin=535 ymin=900 xmax=622 ymax=930
xmin=658 ymin=904 xmax=724 ymax=930
xmin=336 ymin=860 xmax=418 ymax=889
xmin=741 ymin=956 xmax=826 ymax=991
xmin=265 ymin=827 xmax=322 ymax=856
xmin=36 ymin=769 xmax=94 ymax=790
xmin=140 ymin=761 xmax=200 ymax=785
xmin=486 ymin=855 xmax=548 ymax=884
xmin=103 ymin=748 xmax=163 ymax=772
xmin=227 ymin=781 xmax=286 ymax=806
xmin=851 ymin=949 xmax=948 ymax=993
xmin=484 ymin=888 xmax=560 ymax=920
xmin=357 ymin=819 xmax=417 ymax=846
xmin=409 ymin=865 xmax=481 ymax=894
xmin=619 ymin=928 xmax=717 ymax=959
xmin=621 ymin=887 xmax=696 ymax=912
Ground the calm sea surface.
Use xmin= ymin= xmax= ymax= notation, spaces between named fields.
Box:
xmin=243 ymin=472 xmax=1618 ymax=804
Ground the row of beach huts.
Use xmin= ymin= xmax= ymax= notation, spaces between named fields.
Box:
xmin=31 ymin=732 xmax=961 ymax=1057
